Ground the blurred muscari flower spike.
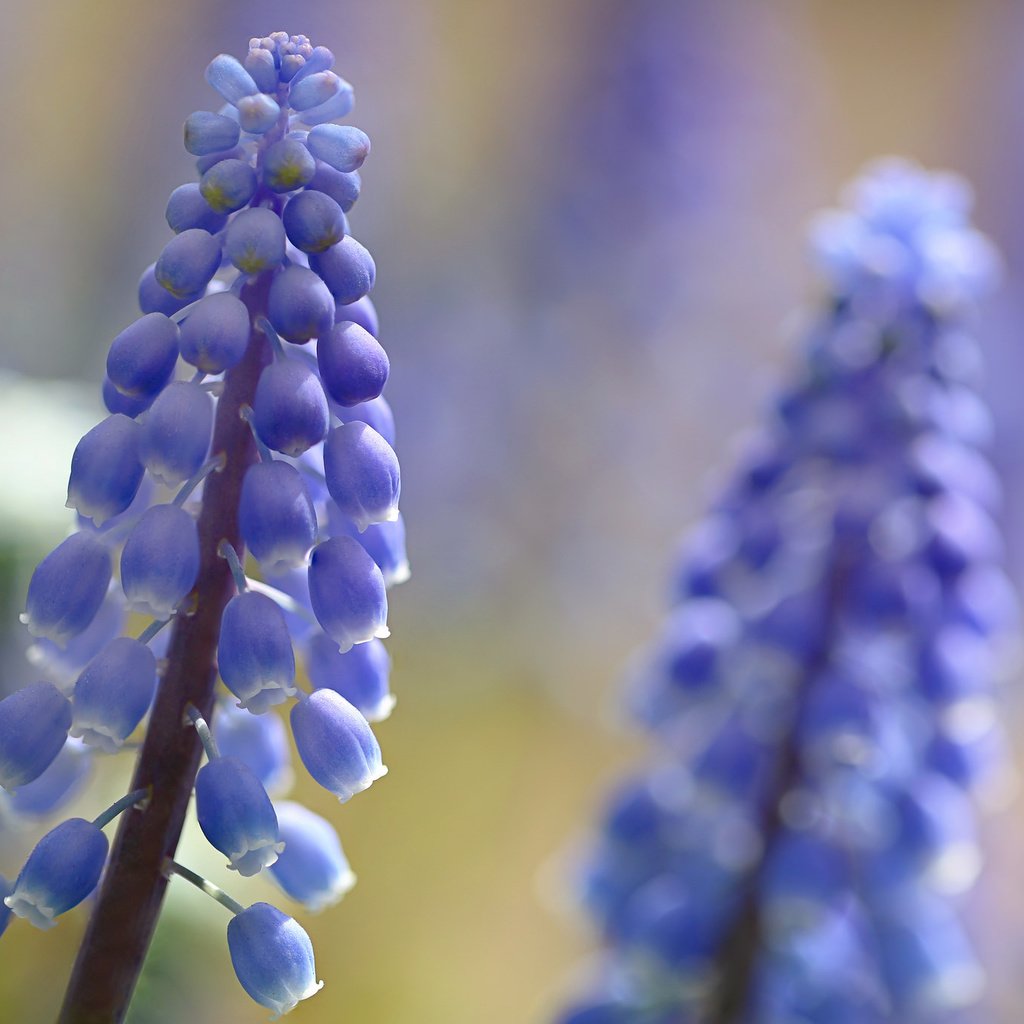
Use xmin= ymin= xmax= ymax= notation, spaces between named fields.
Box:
xmin=557 ymin=159 xmax=1015 ymax=1024
xmin=0 ymin=32 xmax=407 ymax=1019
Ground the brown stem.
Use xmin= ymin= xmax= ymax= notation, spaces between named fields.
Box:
xmin=58 ymin=276 xmax=271 ymax=1024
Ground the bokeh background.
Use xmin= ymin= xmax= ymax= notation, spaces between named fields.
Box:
xmin=2 ymin=1 xmax=1024 ymax=1021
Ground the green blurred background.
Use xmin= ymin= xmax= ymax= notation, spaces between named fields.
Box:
xmin=2 ymin=1 xmax=1024 ymax=1021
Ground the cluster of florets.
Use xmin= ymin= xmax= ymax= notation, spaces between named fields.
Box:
xmin=0 ymin=32 xmax=406 ymax=1015
xmin=558 ymin=161 xmax=1014 ymax=1024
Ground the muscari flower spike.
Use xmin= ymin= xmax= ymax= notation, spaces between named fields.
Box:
xmin=1 ymin=32 xmax=409 ymax=1018
xmin=557 ymin=160 xmax=1011 ymax=1024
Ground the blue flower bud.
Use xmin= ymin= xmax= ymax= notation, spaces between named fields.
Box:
xmin=0 ymin=876 xmax=11 ymax=939
xmin=120 ymin=504 xmax=199 ymax=618
xmin=224 ymin=208 xmax=287 ymax=276
xmin=306 ymin=633 xmax=394 ymax=722
xmin=8 ymin=739 xmax=92 ymax=819
xmin=5 ymin=817 xmax=108 ymax=928
xmin=155 ymin=228 xmax=222 ymax=299
xmin=165 ymin=182 xmax=229 ymax=235
xmin=324 ymin=421 xmax=400 ymax=531
xmin=227 ymin=902 xmax=323 ymax=1014
xmin=290 ymin=688 xmax=386 ymax=801
xmin=244 ymin=48 xmax=278 ymax=93
xmin=184 ymin=111 xmax=241 ymax=156
xmin=289 ymin=45 xmax=334 ymax=85
xmin=195 ymin=144 xmax=246 ymax=175
xmin=218 ymin=591 xmax=297 ymax=713
xmin=295 ymin=83 xmax=355 ymax=126
xmin=0 ymin=682 xmax=73 ymax=790
xmin=262 ymin=139 xmax=316 ymax=193
xmin=282 ymin=190 xmax=345 ymax=254
xmin=307 ymin=536 xmax=388 ymax=652
xmin=309 ymin=236 xmax=375 ymax=305
xmin=215 ymin=702 xmax=292 ymax=795
xmin=106 ymin=312 xmax=180 ymax=399
xmin=66 ymin=414 xmax=145 ymax=526
xmin=138 ymin=269 xmax=195 ymax=324
xmin=288 ymin=71 xmax=345 ymax=112
xmin=70 ymin=638 xmax=157 ymax=753
xmin=195 ymin=756 xmax=283 ymax=876
xmin=270 ymin=801 xmax=355 ymax=911
xmin=237 ymin=93 xmax=280 ymax=134
xmin=306 ymin=124 xmax=370 ymax=173
xmin=205 ymin=54 xmax=259 ymax=104
xmin=317 ymin=321 xmax=389 ymax=406
xmin=253 ymin=359 xmax=330 ymax=456
xmin=23 ymin=533 xmax=113 ymax=645
xmin=138 ymin=382 xmax=213 ymax=487
xmin=239 ymin=461 xmax=317 ymax=571
xmin=339 ymin=394 xmax=395 ymax=447
xmin=200 ymin=158 xmax=258 ymax=215
xmin=178 ymin=291 xmax=250 ymax=373
xmin=76 ymin=474 xmax=155 ymax=543
xmin=267 ymin=265 xmax=335 ymax=342
xmin=308 ymin=161 xmax=360 ymax=213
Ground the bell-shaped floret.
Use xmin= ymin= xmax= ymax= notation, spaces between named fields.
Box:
xmin=317 ymin=321 xmax=388 ymax=407
xmin=8 ymin=739 xmax=92 ymax=819
xmin=106 ymin=313 xmax=180 ymax=399
xmin=338 ymin=394 xmax=395 ymax=447
xmin=0 ymin=682 xmax=73 ymax=790
xmin=205 ymin=54 xmax=259 ymax=104
xmin=252 ymin=359 xmax=330 ymax=457
xmin=309 ymin=236 xmax=375 ymax=305
xmin=243 ymin=47 xmax=278 ymax=92
xmin=237 ymin=93 xmax=280 ymax=135
xmin=155 ymin=229 xmax=222 ymax=299
xmin=165 ymin=182 xmax=228 ymax=234
xmin=178 ymin=291 xmax=251 ymax=372
xmin=324 ymin=422 xmax=400 ymax=531
xmin=138 ymin=382 xmax=213 ymax=487
xmin=267 ymin=265 xmax=335 ymax=342
xmin=262 ymin=139 xmax=316 ymax=193
xmin=227 ymin=902 xmax=323 ymax=1014
xmin=66 ymin=415 xmax=145 ymax=526
xmin=224 ymin=208 xmax=287 ymax=276
xmin=307 ymin=537 xmax=388 ymax=652
xmin=23 ymin=533 xmax=112 ymax=646
xmin=306 ymin=124 xmax=370 ymax=173
xmin=305 ymin=634 xmax=393 ymax=722
xmin=200 ymin=158 xmax=257 ymax=215
xmin=239 ymin=461 xmax=317 ymax=571
xmin=308 ymin=162 xmax=360 ymax=213
xmin=195 ymin=756 xmax=284 ymax=876
xmin=70 ymin=638 xmax=157 ymax=753
xmin=184 ymin=111 xmax=241 ymax=156
xmin=270 ymin=801 xmax=355 ymax=911
xmin=5 ymin=817 xmax=108 ymax=929
xmin=120 ymin=505 xmax=200 ymax=618
xmin=282 ymin=191 xmax=345 ymax=254
xmin=296 ymin=83 xmax=355 ymax=126
xmin=137 ymin=264 xmax=200 ymax=318
xmin=218 ymin=591 xmax=297 ymax=713
xmin=291 ymin=688 xmax=386 ymax=801
xmin=215 ymin=702 xmax=292 ymax=795
xmin=334 ymin=514 xmax=409 ymax=588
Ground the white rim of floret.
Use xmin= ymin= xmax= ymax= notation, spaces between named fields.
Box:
xmin=257 ymin=545 xmax=315 ymax=575
xmin=5 ymin=887 xmax=58 ymax=930
xmin=383 ymin=559 xmax=411 ymax=588
xmin=330 ymin=620 xmax=390 ymax=655
xmin=19 ymin=609 xmax=76 ymax=647
xmin=228 ymin=837 xmax=286 ymax=877
xmin=352 ymin=503 xmax=400 ymax=534
xmin=300 ymin=867 xmax=357 ymax=914
xmin=363 ymin=693 xmax=397 ymax=723
xmin=333 ymin=761 xmax=388 ymax=804
xmin=266 ymin=976 xmax=324 ymax=1018
xmin=141 ymin=459 xmax=191 ymax=490
xmin=70 ymin=718 xmax=128 ymax=755
xmin=235 ymin=681 xmax=298 ymax=715
xmin=65 ymin=489 xmax=118 ymax=528
xmin=123 ymin=590 xmax=179 ymax=621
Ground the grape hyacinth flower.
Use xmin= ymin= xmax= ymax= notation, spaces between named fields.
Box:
xmin=0 ymin=33 xmax=409 ymax=1020
xmin=557 ymin=161 xmax=1013 ymax=1023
